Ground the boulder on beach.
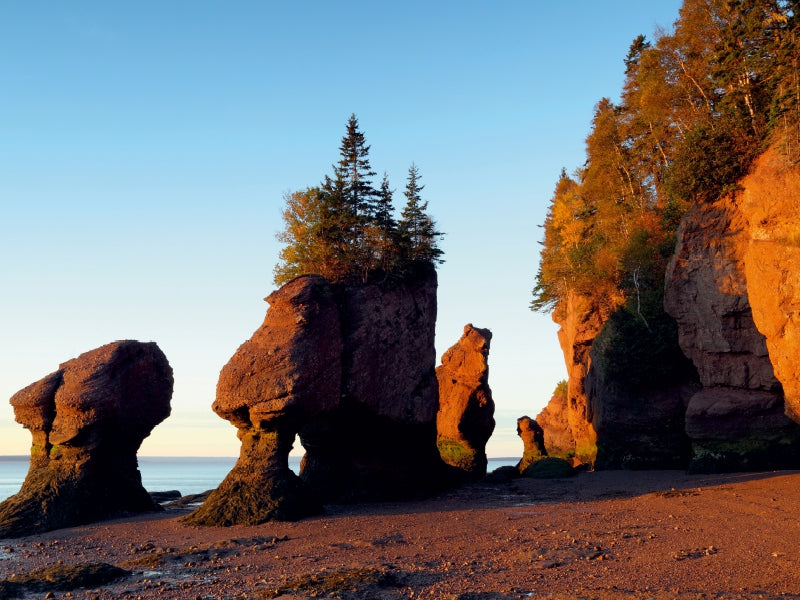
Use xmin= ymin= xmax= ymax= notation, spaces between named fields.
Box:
xmin=436 ymin=324 xmax=495 ymax=479
xmin=0 ymin=340 xmax=173 ymax=538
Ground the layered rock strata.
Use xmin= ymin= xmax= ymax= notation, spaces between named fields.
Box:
xmin=435 ymin=324 xmax=495 ymax=479
xmin=0 ymin=341 xmax=172 ymax=537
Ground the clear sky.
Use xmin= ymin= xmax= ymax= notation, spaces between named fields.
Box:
xmin=0 ymin=1 xmax=683 ymax=458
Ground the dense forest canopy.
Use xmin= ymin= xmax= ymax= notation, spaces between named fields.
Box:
xmin=532 ymin=0 xmax=800 ymax=318
xmin=274 ymin=115 xmax=444 ymax=285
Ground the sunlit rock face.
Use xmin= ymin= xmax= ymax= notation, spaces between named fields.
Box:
xmin=664 ymin=154 xmax=800 ymax=472
xmin=0 ymin=341 xmax=172 ymax=538
xmin=436 ymin=324 xmax=495 ymax=479
xmin=185 ymin=275 xmax=340 ymax=526
xmin=737 ymin=146 xmax=800 ymax=423
xmin=535 ymin=391 xmax=576 ymax=459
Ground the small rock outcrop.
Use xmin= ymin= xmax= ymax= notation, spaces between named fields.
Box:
xmin=0 ymin=341 xmax=172 ymax=538
xmin=184 ymin=275 xmax=339 ymax=526
xmin=664 ymin=183 xmax=800 ymax=472
xmin=516 ymin=416 xmax=547 ymax=472
xmin=435 ymin=324 xmax=495 ymax=478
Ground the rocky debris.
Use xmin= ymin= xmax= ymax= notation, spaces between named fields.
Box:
xmin=516 ymin=416 xmax=547 ymax=472
xmin=534 ymin=387 xmax=576 ymax=460
xmin=299 ymin=263 xmax=445 ymax=502
xmin=185 ymin=275 xmax=339 ymax=526
xmin=0 ymin=341 xmax=172 ymax=538
xmin=435 ymin=324 xmax=495 ymax=479
xmin=665 ymin=185 xmax=800 ymax=472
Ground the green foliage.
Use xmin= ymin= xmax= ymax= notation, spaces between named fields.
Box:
xmin=553 ymin=379 xmax=568 ymax=398
xmin=275 ymin=116 xmax=443 ymax=285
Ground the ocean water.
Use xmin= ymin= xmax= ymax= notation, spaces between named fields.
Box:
xmin=0 ymin=455 xmax=519 ymax=503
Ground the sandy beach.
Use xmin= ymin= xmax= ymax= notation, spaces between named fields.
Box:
xmin=1 ymin=469 xmax=799 ymax=599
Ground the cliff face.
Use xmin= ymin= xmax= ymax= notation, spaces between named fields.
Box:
xmin=664 ymin=146 xmax=800 ymax=472
xmin=737 ymin=147 xmax=800 ymax=422
xmin=535 ymin=390 xmax=576 ymax=459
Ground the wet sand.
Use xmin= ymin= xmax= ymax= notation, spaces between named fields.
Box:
xmin=1 ymin=470 xmax=799 ymax=599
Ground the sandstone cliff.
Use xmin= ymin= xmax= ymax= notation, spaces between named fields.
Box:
xmin=0 ymin=341 xmax=172 ymax=537
xmin=664 ymin=153 xmax=800 ymax=472
xmin=534 ymin=389 xmax=575 ymax=459
xmin=435 ymin=324 xmax=495 ymax=479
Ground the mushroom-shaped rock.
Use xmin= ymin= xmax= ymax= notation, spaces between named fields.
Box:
xmin=0 ymin=341 xmax=172 ymax=538
xmin=435 ymin=324 xmax=495 ymax=479
xmin=185 ymin=275 xmax=341 ymax=526
xmin=516 ymin=415 xmax=548 ymax=472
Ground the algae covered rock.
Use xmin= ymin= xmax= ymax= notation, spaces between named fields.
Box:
xmin=0 ymin=341 xmax=172 ymax=538
xmin=521 ymin=457 xmax=576 ymax=479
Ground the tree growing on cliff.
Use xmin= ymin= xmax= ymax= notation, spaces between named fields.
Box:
xmin=274 ymin=116 xmax=444 ymax=285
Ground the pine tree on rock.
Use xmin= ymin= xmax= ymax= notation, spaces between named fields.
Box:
xmin=399 ymin=163 xmax=443 ymax=265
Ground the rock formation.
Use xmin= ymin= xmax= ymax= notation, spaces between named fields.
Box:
xmin=299 ymin=263 xmax=444 ymax=502
xmin=547 ymin=291 xmax=622 ymax=465
xmin=435 ymin=324 xmax=495 ymax=479
xmin=184 ymin=276 xmax=339 ymax=526
xmin=0 ymin=341 xmax=172 ymax=538
xmin=516 ymin=416 xmax=547 ymax=472
xmin=584 ymin=307 xmax=698 ymax=470
xmin=534 ymin=387 xmax=576 ymax=459
xmin=737 ymin=146 xmax=800 ymax=422
xmin=188 ymin=264 xmax=445 ymax=525
xmin=664 ymin=177 xmax=800 ymax=472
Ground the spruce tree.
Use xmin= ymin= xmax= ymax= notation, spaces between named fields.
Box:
xmin=399 ymin=163 xmax=443 ymax=264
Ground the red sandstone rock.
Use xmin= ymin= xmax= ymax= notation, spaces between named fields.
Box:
xmin=300 ymin=264 xmax=444 ymax=502
xmin=664 ymin=164 xmax=800 ymax=471
xmin=186 ymin=275 xmax=340 ymax=526
xmin=737 ymin=146 xmax=800 ymax=421
xmin=535 ymin=390 xmax=576 ymax=459
xmin=0 ymin=341 xmax=172 ymax=537
xmin=435 ymin=324 xmax=495 ymax=478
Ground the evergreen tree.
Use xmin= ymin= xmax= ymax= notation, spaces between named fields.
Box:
xmin=399 ymin=163 xmax=443 ymax=264
xmin=274 ymin=116 xmax=445 ymax=285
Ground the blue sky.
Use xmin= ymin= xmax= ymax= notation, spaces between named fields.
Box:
xmin=0 ymin=1 xmax=683 ymax=457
